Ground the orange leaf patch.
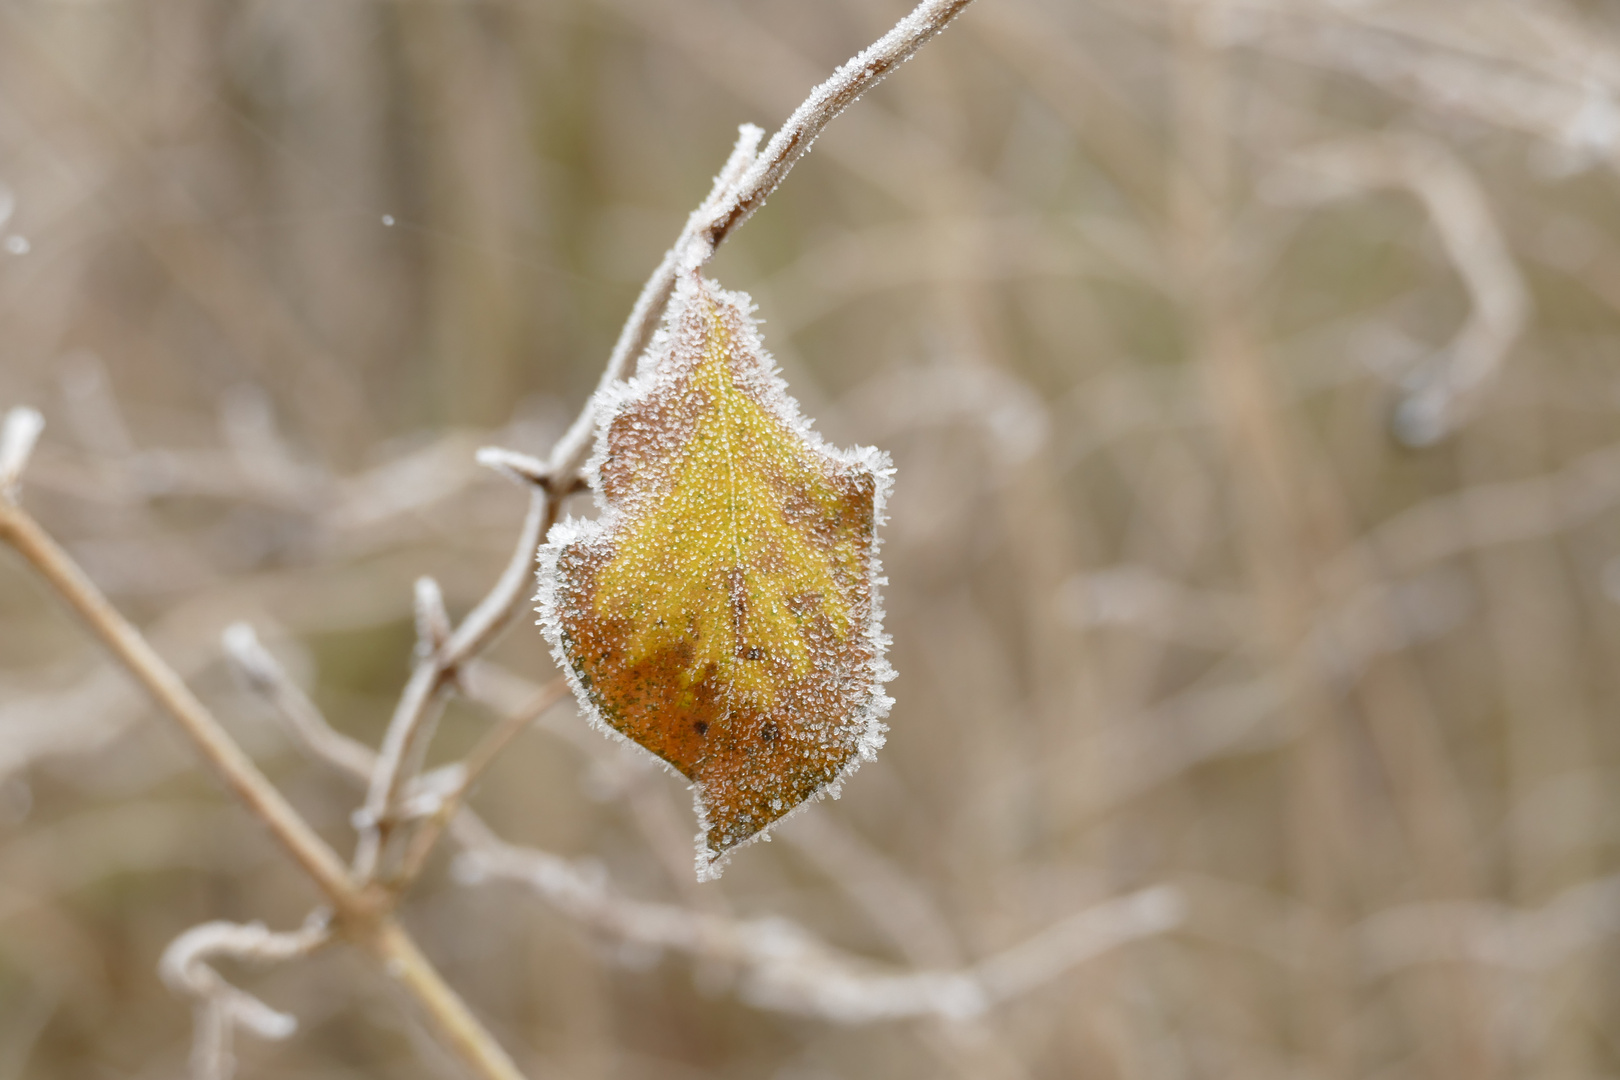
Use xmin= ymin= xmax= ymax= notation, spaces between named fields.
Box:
xmin=537 ymin=273 xmax=893 ymax=880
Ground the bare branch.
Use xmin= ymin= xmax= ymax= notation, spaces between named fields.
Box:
xmin=1334 ymin=436 xmax=1620 ymax=582
xmin=453 ymin=822 xmax=1182 ymax=1024
xmin=549 ymin=0 xmax=978 ymax=481
xmin=0 ymin=501 xmax=526 ymax=1080
xmin=160 ymin=916 xmax=331 ymax=1080
xmin=973 ymin=887 xmax=1185 ymax=1002
xmin=223 ymin=623 xmax=376 ymax=781
xmin=355 ymin=486 xmax=555 ymax=881
xmin=0 ymin=502 xmax=355 ymax=901
xmin=352 ymin=663 xmax=447 ymax=880
xmin=701 ymin=0 xmax=976 ymax=253
xmin=548 ymin=122 xmax=766 ymax=478
xmin=475 ymin=445 xmax=553 ymax=489
xmin=443 ymin=486 xmax=551 ymax=666
xmin=397 ymin=677 xmax=571 ymax=884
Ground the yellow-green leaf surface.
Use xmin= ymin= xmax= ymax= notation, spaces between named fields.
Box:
xmin=537 ymin=273 xmax=892 ymax=879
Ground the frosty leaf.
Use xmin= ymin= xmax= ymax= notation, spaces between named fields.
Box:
xmin=538 ymin=272 xmax=892 ymax=880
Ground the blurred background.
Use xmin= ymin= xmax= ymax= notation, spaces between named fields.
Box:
xmin=1 ymin=0 xmax=1619 ymax=1076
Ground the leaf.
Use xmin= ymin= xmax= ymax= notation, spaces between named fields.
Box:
xmin=537 ymin=272 xmax=893 ymax=880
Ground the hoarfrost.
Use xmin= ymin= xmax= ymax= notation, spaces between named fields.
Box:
xmin=536 ymin=272 xmax=893 ymax=880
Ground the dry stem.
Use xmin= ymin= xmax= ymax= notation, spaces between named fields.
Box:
xmin=354 ymin=483 xmax=555 ymax=882
xmin=548 ymin=0 xmax=978 ymax=480
xmin=0 ymin=502 xmax=356 ymax=904
xmin=0 ymin=495 xmax=526 ymax=1080
xmin=160 ymin=916 xmax=332 ymax=1080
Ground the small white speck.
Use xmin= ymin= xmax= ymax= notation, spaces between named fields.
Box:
xmin=381 ymin=214 xmax=396 ymax=227
xmin=5 ymin=235 xmax=29 ymax=255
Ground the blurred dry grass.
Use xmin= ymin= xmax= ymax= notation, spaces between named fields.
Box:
xmin=1 ymin=0 xmax=1619 ymax=1076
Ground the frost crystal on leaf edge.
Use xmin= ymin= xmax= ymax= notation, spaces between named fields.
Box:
xmin=535 ymin=273 xmax=895 ymax=881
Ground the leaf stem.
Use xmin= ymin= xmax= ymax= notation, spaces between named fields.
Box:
xmin=548 ymin=0 xmax=978 ymax=482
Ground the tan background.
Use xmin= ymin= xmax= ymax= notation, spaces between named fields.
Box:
xmin=1 ymin=1 xmax=1618 ymax=1077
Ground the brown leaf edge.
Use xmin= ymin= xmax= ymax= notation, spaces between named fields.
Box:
xmin=535 ymin=274 xmax=895 ymax=881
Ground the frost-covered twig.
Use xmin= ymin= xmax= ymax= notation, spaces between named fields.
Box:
xmin=397 ymin=677 xmax=571 ymax=883
xmin=474 ymin=445 xmax=556 ymax=489
xmin=454 ymin=820 xmax=1183 ymax=1024
xmin=355 ymin=479 xmax=554 ymax=881
xmin=226 ymin=616 xmax=567 ymax=890
xmin=702 ymin=0 xmax=976 ymax=253
xmin=441 ymin=482 xmax=554 ymax=667
xmin=548 ymin=0 xmax=978 ymax=480
xmin=546 ymin=123 xmax=764 ymax=480
xmin=223 ymin=623 xmax=376 ymax=781
xmin=160 ymin=916 xmax=332 ymax=1080
xmin=1271 ymin=133 xmax=1529 ymax=445
xmin=0 ymin=463 xmax=353 ymax=901
xmin=0 ymin=435 xmax=526 ymax=1080
xmin=230 ymin=643 xmax=1183 ymax=1031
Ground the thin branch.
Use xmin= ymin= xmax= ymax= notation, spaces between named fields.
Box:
xmin=701 ymin=0 xmax=976 ymax=252
xmin=549 ymin=0 xmax=978 ymax=481
xmin=0 ymin=500 xmax=356 ymax=904
xmin=1357 ymin=872 xmax=1620 ymax=975
xmin=0 ymin=458 xmax=526 ymax=1080
xmin=454 ymin=822 xmax=1182 ymax=1024
xmin=160 ymin=915 xmax=332 ymax=1080
xmin=225 ymin=626 xmax=564 ymax=891
xmin=353 ymin=664 xmax=449 ymax=881
xmin=474 ymin=445 xmax=554 ymax=489
xmin=223 ymin=623 xmax=376 ymax=780
xmin=227 ymin=632 xmax=372 ymax=785
xmin=398 ymin=677 xmax=572 ymax=885
xmin=229 ymin=621 xmax=565 ymax=892
xmin=233 ymin=638 xmax=1181 ymax=1029
xmin=355 ymin=484 xmax=554 ymax=881
xmin=444 ymin=484 xmax=552 ymax=665
xmin=548 ymin=122 xmax=766 ymax=479
xmin=352 ymin=917 xmax=526 ymax=1080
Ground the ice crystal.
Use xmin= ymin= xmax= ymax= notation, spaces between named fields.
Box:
xmin=537 ymin=272 xmax=893 ymax=879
